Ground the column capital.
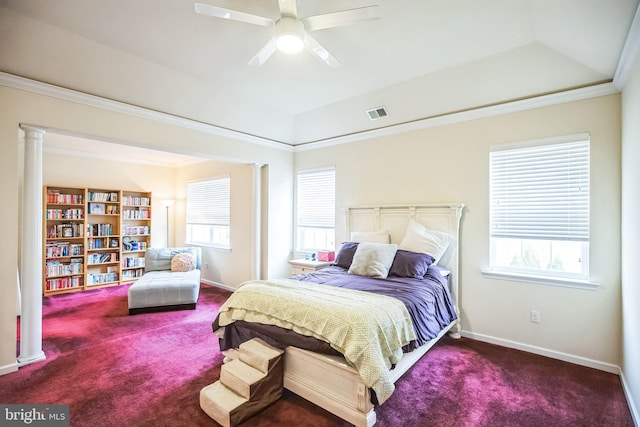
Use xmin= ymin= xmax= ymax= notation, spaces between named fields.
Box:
xmin=19 ymin=123 xmax=48 ymax=135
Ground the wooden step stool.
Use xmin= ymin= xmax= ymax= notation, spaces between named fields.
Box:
xmin=200 ymin=338 xmax=285 ymax=427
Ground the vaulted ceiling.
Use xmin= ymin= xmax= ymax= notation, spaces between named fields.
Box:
xmin=1 ymin=0 xmax=638 ymax=146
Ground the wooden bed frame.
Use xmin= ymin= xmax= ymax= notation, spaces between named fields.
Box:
xmin=224 ymin=204 xmax=464 ymax=426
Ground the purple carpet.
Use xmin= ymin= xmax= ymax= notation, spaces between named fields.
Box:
xmin=2 ymin=284 xmax=633 ymax=426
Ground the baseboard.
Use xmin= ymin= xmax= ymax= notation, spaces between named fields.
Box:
xmin=620 ymin=370 xmax=640 ymax=427
xmin=0 ymin=361 xmax=18 ymax=376
xmin=201 ymin=279 xmax=236 ymax=292
xmin=460 ymin=330 xmax=620 ymax=374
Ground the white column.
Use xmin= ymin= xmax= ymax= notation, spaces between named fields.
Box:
xmin=250 ymin=164 xmax=263 ymax=280
xmin=18 ymin=124 xmax=46 ymax=366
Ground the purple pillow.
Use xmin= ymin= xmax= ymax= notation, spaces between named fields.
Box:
xmin=388 ymin=250 xmax=435 ymax=279
xmin=334 ymin=242 xmax=359 ymax=269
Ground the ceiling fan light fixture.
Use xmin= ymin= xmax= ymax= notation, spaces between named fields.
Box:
xmin=276 ymin=17 xmax=305 ymax=54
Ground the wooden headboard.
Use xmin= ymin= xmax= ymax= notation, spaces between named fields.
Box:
xmin=342 ymin=204 xmax=465 ymax=317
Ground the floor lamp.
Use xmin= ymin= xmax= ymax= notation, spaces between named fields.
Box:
xmin=161 ymin=199 xmax=175 ymax=247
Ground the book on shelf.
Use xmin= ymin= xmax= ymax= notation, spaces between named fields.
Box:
xmin=45 ymin=242 xmax=83 ymax=257
xmin=46 ymin=208 xmax=84 ymax=219
xmin=88 ymin=191 xmax=118 ymax=202
xmin=45 ymin=275 xmax=82 ymax=291
xmin=123 ymin=241 xmax=148 ymax=252
xmin=122 ymin=209 xmax=150 ymax=219
xmin=87 ymin=252 xmax=118 ymax=265
xmin=121 ymin=269 xmax=144 ymax=279
xmin=45 ymin=258 xmax=83 ymax=277
xmin=122 ymin=257 xmax=145 ymax=268
xmin=46 ymin=190 xmax=83 ymax=205
xmin=88 ymin=272 xmax=118 ymax=285
xmin=122 ymin=225 xmax=150 ymax=235
xmin=122 ymin=195 xmax=150 ymax=206
xmin=47 ymin=222 xmax=83 ymax=238
xmin=105 ymin=204 xmax=119 ymax=215
xmin=87 ymin=223 xmax=113 ymax=236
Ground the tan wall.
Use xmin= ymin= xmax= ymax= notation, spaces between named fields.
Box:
xmin=0 ymin=85 xmax=293 ymax=374
xmin=40 ymin=151 xmax=265 ymax=287
xmin=175 ymin=160 xmax=256 ymax=287
xmin=0 ymin=78 xmax=628 ymax=399
xmin=295 ymin=94 xmax=622 ymax=367
xmin=42 ymin=151 xmax=176 ymax=249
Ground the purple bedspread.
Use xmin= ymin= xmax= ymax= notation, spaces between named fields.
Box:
xmin=291 ymin=265 xmax=457 ymax=347
xmin=213 ymin=265 xmax=457 ymax=353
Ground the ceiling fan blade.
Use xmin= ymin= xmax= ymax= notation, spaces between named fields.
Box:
xmin=248 ymin=36 xmax=278 ymax=67
xmin=194 ymin=3 xmax=274 ymax=28
xmin=302 ymin=5 xmax=380 ymax=32
xmin=278 ymin=0 xmax=298 ymax=18
xmin=304 ymin=33 xmax=341 ymax=69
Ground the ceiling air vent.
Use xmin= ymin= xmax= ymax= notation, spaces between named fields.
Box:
xmin=366 ymin=106 xmax=389 ymax=121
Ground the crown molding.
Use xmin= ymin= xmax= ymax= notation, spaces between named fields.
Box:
xmin=613 ymin=3 xmax=640 ymax=90
xmin=294 ymin=82 xmax=619 ymax=152
xmin=0 ymin=72 xmax=294 ymax=152
xmin=1 ymin=72 xmax=619 ymax=153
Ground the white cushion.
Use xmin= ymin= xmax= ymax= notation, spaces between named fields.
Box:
xmin=350 ymin=230 xmax=390 ymax=243
xmin=399 ymin=220 xmax=451 ymax=265
xmin=128 ymin=270 xmax=201 ymax=309
xmin=348 ymin=242 xmax=398 ymax=278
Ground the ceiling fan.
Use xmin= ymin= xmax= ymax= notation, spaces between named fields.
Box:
xmin=194 ymin=1 xmax=379 ymax=69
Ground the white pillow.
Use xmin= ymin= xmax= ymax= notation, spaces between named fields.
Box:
xmin=399 ymin=220 xmax=451 ymax=265
xmin=350 ymin=230 xmax=390 ymax=243
xmin=348 ymin=242 xmax=398 ymax=278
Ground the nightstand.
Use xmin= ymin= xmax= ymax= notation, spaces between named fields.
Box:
xmin=288 ymin=259 xmax=332 ymax=275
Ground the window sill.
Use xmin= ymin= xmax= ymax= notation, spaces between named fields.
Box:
xmin=185 ymin=243 xmax=231 ymax=253
xmin=481 ymin=269 xmax=599 ymax=290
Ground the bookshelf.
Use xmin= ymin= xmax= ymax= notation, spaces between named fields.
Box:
xmin=86 ymin=189 xmax=121 ymax=288
xmin=121 ymin=191 xmax=152 ymax=282
xmin=43 ymin=186 xmax=153 ymax=296
xmin=43 ymin=187 xmax=86 ymax=294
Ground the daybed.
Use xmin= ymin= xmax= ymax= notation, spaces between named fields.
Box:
xmin=128 ymin=246 xmax=202 ymax=315
xmin=212 ymin=204 xmax=464 ymax=426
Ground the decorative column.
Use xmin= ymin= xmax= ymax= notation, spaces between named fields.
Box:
xmin=251 ymin=164 xmax=263 ymax=280
xmin=18 ymin=124 xmax=46 ymax=366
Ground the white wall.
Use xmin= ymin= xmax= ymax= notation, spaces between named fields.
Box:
xmin=621 ymin=48 xmax=640 ymax=422
xmin=0 ymin=84 xmax=294 ymax=375
xmin=295 ymin=94 xmax=622 ymax=369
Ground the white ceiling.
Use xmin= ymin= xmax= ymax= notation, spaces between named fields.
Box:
xmin=40 ymin=132 xmax=207 ymax=168
xmin=1 ymin=0 xmax=638 ymax=149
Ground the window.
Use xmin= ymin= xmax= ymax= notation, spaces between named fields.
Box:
xmin=186 ymin=176 xmax=230 ymax=248
xmin=296 ymin=168 xmax=335 ymax=252
xmin=489 ymin=135 xmax=590 ymax=282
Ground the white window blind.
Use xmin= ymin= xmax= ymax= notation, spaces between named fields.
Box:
xmin=490 ymin=139 xmax=589 ymax=242
xmin=297 ymin=169 xmax=335 ymax=229
xmin=186 ymin=176 xmax=230 ymax=247
xmin=296 ymin=168 xmax=335 ymax=252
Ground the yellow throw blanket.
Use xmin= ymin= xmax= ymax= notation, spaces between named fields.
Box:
xmin=216 ymin=278 xmax=416 ymax=404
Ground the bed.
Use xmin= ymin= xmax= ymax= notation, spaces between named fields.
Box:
xmin=212 ymin=204 xmax=464 ymax=426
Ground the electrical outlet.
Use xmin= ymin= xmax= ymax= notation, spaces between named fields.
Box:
xmin=530 ymin=310 xmax=541 ymax=323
